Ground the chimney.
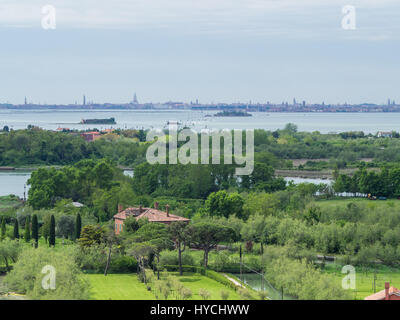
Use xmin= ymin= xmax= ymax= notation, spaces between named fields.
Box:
xmin=118 ymin=204 xmax=123 ymax=213
xmin=166 ymin=204 xmax=170 ymax=217
xmin=154 ymin=202 xmax=159 ymax=210
xmin=385 ymin=282 xmax=390 ymax=300
xmin=139 ymin=205 xmax=143 ymax=213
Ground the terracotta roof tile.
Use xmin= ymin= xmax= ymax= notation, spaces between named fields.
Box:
xmin=113 ymin=207 xmax=189 ymax=223
xmin=364 ymin=286 xmax=400 ymax=300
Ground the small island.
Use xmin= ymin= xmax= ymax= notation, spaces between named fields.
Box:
xmin=80 ymin=117 xmax=116 ymax=124
xmin=214 ymin=110 xmax=252 ymax=117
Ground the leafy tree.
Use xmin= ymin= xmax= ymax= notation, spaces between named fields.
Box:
xmin=205 ymin=190 xmax=245 ymax=219
xmin=168 ymin=222 xmax=189 ymax=276
xmin=31 ymin=214 xmax=39 ymax=248
xmin=49 ymin=215 xmax=56 ymax=247
xmin=123 ymin=216 xmax=140 ymax=234
xmin=0 ymin=239 xmax=21 ymax=271
xmin=4 ymin=247 xmax=90 ymax=299
xmin=187 ymin=222 xmax=235 ymax=268
xmin=78 ymin=225 xmax=105 ymax=247
xmin=57 ymin=215 xmax=75 ymax=239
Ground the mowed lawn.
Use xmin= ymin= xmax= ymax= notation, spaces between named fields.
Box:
xmin=325 ymin=265 xmax=400 ymax=300
xmin=87 ymin=274 xmax=155 ymax=300
xmin=172 ymin=273 xmax=240 ymax=300
xmin=86 ymin=273 xmax=241 ymax=300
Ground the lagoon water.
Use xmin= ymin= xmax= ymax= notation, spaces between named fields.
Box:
xmin=0 ymin=171 xmax=330 ymax=198
xmin=0 ymin=171 xmax=31 ymax=198
xmin=1 ymin=109 xmax=400 ymax=133
xmin=0 ymin=109 xmax=392 ymax=198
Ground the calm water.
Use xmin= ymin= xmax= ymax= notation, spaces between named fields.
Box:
xmin=1 ymin=109 xmax=400 ymax=133
xmin=0 ymin=171 xmax=327 ymax=200
xmin=0 ymin=171 xmax=31 ymax=198
xmin=284 ymin=177 xmax=332 ymax=185
xmin=0 ymin=170 xmax=136 ymax=198
xmin=232 ymin=273 xmax=293 ymax=300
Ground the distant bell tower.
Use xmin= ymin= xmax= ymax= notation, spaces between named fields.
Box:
xmin=133 ymin=93 xmax=138 ymax=104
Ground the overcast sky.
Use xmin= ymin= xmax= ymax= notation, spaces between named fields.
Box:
xmin=1 ymin=0 xmax=399 ymax=105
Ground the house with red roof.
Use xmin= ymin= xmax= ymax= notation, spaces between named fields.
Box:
xmin=113 ymin=202 xmax=190 ymax=234
xmin=80 ymin=131 xmax=101 ymax=142
xmin=364 ymin=282 xmax=400 ymax=300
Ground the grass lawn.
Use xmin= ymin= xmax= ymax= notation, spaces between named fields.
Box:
xmin=86 ymin=272 xmax=241 ymax=300
xmin=172 ymin=272 xmax=241 ymax=300
xmin=324 ymin=264 xmax=400 ymax=300
xmin=316 ymin=198 xmax=400 ymax=210
xmin=87 ymin=274 xmax=155 ymax=300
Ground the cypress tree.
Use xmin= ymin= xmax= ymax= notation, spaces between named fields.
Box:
xmin=1 ymin=217 xmax=6 ymax=240
xmin=13 ymin=219 xmax=19 ymax=239
xmin=31 ymin=214 xmax=39 ymax=248
xmin=49 ymin=215 xmax=56 ymax=247
xmin=24 ymin=216 xmax=31 ymax=242
xmin=75 ymin=213 xmax=82 ymax=241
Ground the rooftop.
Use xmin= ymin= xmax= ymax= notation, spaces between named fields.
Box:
xmin=113 ymin=203 xmax=189 ymax=224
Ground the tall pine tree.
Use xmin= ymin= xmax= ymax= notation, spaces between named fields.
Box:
xmin=31 ymin=214 xmax=39 ymax=248
xmin=75 ymin=213 xmax=82 ymax=241
xmin=13 ymin=219 xmax=19 ymax=239
xmin=49 ymin=215 xmax=56 ymax=247
xmin=24 ymin=216 xmax=31 ymax=242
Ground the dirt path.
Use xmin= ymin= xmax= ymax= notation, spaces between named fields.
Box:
xmin=223 ymin=274 xmax=243 ymax=288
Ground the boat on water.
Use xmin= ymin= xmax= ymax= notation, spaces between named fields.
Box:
xmin=80 ymin=117 xmax=116 ymax=124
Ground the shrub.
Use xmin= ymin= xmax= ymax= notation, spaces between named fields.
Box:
xmin=220 ymin=290 xmax=230 ymax=300
xmin=198 ymin=288 xmax=211 ymax=300
xmin=5 ymin=247 xmax=89 ymax=300
xmin=159 ymin=250 xmax=194 ymax=267
xmin=109 ymin=255 xmax=138 ymax=273
xmin=238 ymin=288 xmax=253 ymax=300
xmin=181 ymin=287 xmax=192 ymax=300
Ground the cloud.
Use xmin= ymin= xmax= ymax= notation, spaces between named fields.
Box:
xmin=0 ymin=0 xmax=399 ymax=39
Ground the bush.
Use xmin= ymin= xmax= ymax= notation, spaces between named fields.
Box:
xmin=181 ymin=287 xmax=192 ymax=300
xmin=5 ymin=247 xmax=90 ymax=300
xmin=220 ymin=290 xmax=230 ymax=300
xmin=109 ymin=255 xmax=138 ymax=273
xmin=159 ymin=250 xmax=194 ymax=267
xmin=198 ymin=288 xmax=211 ymax=300
xmin=238 ymin=288 xmax=254 ymax=300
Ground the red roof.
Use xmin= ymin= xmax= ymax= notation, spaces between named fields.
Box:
xmin=364 ymin=286 xmax=400 ymax=300
xmin=113 ymin=207 xmax=189 ymax=223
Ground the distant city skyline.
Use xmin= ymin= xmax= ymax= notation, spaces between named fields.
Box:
xmin=1 ymin=1 xmax=400 ymax=104
xmin=7 ymin=94 xmax=398 ymax=107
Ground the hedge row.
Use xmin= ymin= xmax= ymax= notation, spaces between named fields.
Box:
xmin=161 ymin=265 xmax=239 ymax=291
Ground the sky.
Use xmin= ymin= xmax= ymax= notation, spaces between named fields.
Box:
xmin=1 ymin=0 xmax=400 ymax=105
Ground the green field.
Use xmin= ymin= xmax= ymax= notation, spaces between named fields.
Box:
xmin=87 ymin=274 xmax=156 ymax=300
xmin=316 ymin=197 xmax=400 ymax=210
xmin=324 ymin=264 xmax=400 ymax=300
xmin=86 ymin=272 xmax=241 ymax=300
